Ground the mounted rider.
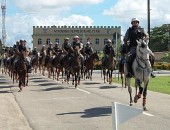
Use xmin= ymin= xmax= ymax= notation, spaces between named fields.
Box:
xmin=30 ymin=47 xmax=38 ymax=65
xmin=124 ymin=18 xmax=155 ymax=78
xmin=71 ymin=35 xmax=84 ymax=65
xmin=84 ymin=41 xmax=93 ymax=59
xmin=53 ymin=42 xmax=62 ymax=54
xmin=14 ymin=39 xmax=32 ymax=73
xmin=45 ymin=42 xmax=53 ymax=65
xmin=102 ymin=39 xmax=116 ymax=68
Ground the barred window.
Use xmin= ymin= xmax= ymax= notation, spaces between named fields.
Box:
xmin=104 ymin=38 xmax=107 ymax=45
xmin=38 ymin=38 xmax=42 ymax=45
xmin=95 ymin=38 xmax=99 ymax=44
xmin=46 ymin=38 xmax=50 ymax=45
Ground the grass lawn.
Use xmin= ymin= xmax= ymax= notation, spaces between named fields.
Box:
xmin=113 ymin=76 xmax=170 ymax=95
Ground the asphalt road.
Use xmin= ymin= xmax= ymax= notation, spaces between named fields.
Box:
xmin=2 ymin=70 xmax=170 ymax=130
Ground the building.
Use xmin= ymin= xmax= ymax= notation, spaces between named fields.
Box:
xmin=32 ymin=25 xmax=121 ymax=51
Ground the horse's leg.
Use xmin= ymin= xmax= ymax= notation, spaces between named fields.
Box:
xmin=90 ymin=69 xmax=93 ymax=81
xmin=134 ymin=79 xmax=142 ymax=103
xmin=143 ymin=80 xmax=149 ymax=111
xmin=126 ymin=78 xmax=133 ymax=106
xmin=103 ymin=69 xmax=106 ymax=83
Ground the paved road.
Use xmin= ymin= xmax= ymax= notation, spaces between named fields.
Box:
xmin=0 ymin=70 xmax=170 ymax=130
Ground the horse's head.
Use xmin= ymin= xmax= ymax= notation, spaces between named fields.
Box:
xmin=136 ymin=40 xmax=152 ymax=68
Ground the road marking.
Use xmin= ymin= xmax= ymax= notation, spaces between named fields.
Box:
xmin=76 ymin=88 xmax=91 ymax=94
xmin=32 ymin=96 xmax=86 ymax=102
xmin=143 ymin=112 xmax=154 ymax=116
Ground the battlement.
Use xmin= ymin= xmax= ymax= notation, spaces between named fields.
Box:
xmin=33 ymin=25 xmax=121 ymax=29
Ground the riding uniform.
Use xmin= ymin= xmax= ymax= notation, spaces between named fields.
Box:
xmin=124 ymin=18 xmax=155 ymax=78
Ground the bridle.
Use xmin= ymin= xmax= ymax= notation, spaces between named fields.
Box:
xmin=136 ymin=44 xmax=150 ymax=69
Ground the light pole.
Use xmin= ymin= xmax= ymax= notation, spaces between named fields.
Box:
xmin=147 ymin=0 xmax=151 ymax=47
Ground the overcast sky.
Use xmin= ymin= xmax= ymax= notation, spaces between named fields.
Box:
xmin=1 ymin=0 xmax=170 ymax=47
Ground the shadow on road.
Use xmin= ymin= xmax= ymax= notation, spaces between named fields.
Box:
xmin=100 ymin=85 xmax=118 ymax=89
xmin=56 ymin=106 xmax=111 ymax=118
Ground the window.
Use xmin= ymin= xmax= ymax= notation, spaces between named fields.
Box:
xmin=95 ymin=38 xmax=99 ymax=44
xmin=46 ymin=38 xmax=50 ymax=45
xmin=104 ymin=38 xmax=107 ymax=45
xmin=55 ymin=38 xmax=59 ymax=43
xmin=38 ymin=38 xmax=42 ymax=45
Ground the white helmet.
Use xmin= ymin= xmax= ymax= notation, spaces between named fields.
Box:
xmin=107 ymin=39 xmax=112 ymax=43
xmin=73 ymin=35 xmax=79 ymax=39
xmin=131 ymin=18 xmax=140 ymax=23
xmin=86 ymin=41 xmax=90 ymax=45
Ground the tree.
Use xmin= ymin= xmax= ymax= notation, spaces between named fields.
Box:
xmin=150 ymin=24 xmax=170 ymax=52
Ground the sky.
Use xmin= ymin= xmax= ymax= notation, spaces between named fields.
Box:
xmin=1 ymin=0 xmax=170 ymax=47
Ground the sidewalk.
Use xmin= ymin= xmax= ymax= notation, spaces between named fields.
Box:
xmin=0 ymin=73 xmax=32 ymax=130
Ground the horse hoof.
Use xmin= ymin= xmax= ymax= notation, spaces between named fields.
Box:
xmin=134 ymin=95 xmax=139 ymax=103
xmin=130 ymin=103 xmax=133 ymax=106
xmin=143 ymin=107 xmax=148 ymax=111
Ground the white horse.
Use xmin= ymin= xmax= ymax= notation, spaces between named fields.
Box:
xmin=124 ymin=40 xmax=154 ymax=111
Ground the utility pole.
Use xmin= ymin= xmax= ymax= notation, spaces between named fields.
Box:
xmin=1 ymin=0 xmax=6 ymax=47
xmin=147 ymin=0 xmax=150 ymax=47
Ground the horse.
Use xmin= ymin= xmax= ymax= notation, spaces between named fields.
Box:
xmin=31 ymin=54 xmax=39 ymax=74
xmin=102 ymin=50 xmax=116 ymax=84
xmin=51 ymin=51 xmax=63 ymax=80
xmin=70 ymin=48 xmax=81 ymax=88
xmin=15 ymin=52 xmax=28 ymax=92
xmin=84 ymin=51 xmax=99 ymax=80
xmin=39 ymin=50 xmax=46 ymax=76
xmin=118 ymin=55 xmax=126 ymax=88
xmin=124 ymin=40 xmax=153 ymax=111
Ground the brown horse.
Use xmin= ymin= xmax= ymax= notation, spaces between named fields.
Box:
xmin=31 ymin=54 xmax=39 ymax=74
xmin=16 ymin=52 xmax=28 ymax=92
xmin=70 ymin=49 xmax=81 ymax=88
xmin=102 ymin=50 xmax=116 ymax=84
xmin=39 ymin=50 xmax=46 ymax=76
xmin=51 ymin=52 xmax=63 ymax=80
xmin=84 ymin=51 xmax=99 ymax=80
xmin=118 ymin=55 xmax=126 ymax=88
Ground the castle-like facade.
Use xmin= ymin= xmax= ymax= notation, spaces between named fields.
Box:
xmin=32 ymin=25 xmax=121 ymax=51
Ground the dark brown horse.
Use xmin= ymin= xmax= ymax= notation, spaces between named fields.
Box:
xmin=84 ymin=51 xmax=99 ymax=80
xmin=70 ymin=49 xmax=81 ymax=88
xmin=102 ymin=50 xmax=116 ymax=84
xmin=118 ymin=55 xmax=126 ymax=88
xmin=31 ymin=54 xmax=39 ymax=74
xmin=16 ymin=52 xmax=28 ymax=92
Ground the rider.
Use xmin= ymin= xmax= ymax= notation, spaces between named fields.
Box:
xmin=71 ymin=35 xmax=84 ymax=64
xmin=84 ymin=41 xmax=93 ymax=59
xmin=123 ymin=18 xmax=155 ymax=78
xmin=16 ymin=39 xmax=32 ymax=73
xmin=53 ymin=42 xmax=62 ymax=54
xmin=102 ymin=39 xmax=116 ymax=68
xmin=30 ymin=47 xmax=38 ymax=65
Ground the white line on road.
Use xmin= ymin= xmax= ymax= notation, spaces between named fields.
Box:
xmin=32 ymin=96 xmax=86 ymax=102
xmin=76 ymin=88 xmax=91 ymax=94
xmin=143 ymin=112 xmax=154 ymax=116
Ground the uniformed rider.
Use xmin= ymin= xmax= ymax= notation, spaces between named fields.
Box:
xmin=124 ymin=18 xmax=155 ymax=78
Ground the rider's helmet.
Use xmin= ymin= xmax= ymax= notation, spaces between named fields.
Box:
xmin=55 ymin=42 xmax=59 ymax=46
xmin=64 ymin=37 xmax=69 ymax=41
xmin=73 ymin=35 xmax=79 ymax=39
xmin=107 ymin=39 xmax=112 ymax=44
xmin=86 ymin=41 xmax=90 ymax=46
xmin=131 ymin=18 xmax=140 ymax=24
